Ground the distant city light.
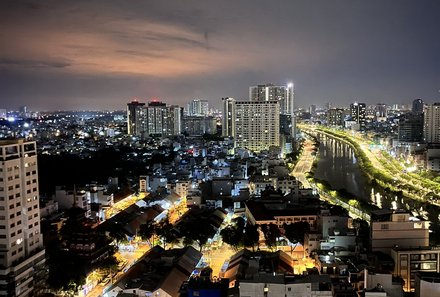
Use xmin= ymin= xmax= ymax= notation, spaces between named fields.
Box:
xmin=7 ymin=117 xmax=15 ymax=122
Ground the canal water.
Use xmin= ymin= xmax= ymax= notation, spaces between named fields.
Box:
xmin=314 ymin=133 xmax=437 ymax=221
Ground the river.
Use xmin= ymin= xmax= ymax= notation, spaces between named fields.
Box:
xmin=314 ymin=133 xmax=437 ymax=220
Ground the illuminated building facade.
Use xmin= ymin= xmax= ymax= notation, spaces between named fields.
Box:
xmin=249 ymin=83 xmax=294 ymax=116
xmin=222 ymin=97 xmax=235 ymax=137
xmin=127 ymin=100 xmax=182 ymax=138
xmin=234 ymin=101 xmax=280 ymax=152
xmin=0 ymin=140 xmax=45 ymax=297
xmin=186 ymin=99 xmax=209 ymax=116
xmin=127 ymin=100 xmax=145 ymax=136
xmin=424 ymin=103 xmax=440 ymax=143
xmin=327 ymin=108 xmax=344 ymax=126
xmin=350 ymin=102 xmax=366 ymax=131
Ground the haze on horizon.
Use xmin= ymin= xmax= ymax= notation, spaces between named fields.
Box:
xmin=1 ymin=0 xmax=439 ymax=111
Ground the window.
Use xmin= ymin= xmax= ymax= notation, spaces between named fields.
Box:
xmin=411 ymin=254 xmax=420 ymax=261
xmin=381 ymin=224 xmax=389 ymax=230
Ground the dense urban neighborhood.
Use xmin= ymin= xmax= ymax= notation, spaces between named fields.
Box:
xmin=2 ymin=94 xmax=440 ymax=297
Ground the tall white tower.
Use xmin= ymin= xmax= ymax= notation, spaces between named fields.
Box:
xmin=222 ymin=97 xmax=236 ymax=137
xmin=249 ymin=83 xmax=294 ymax=116
xmin=424 ymin=103 xmax=440 ymax=143
xmin=0 ymin=140 xmax=45 ymax=296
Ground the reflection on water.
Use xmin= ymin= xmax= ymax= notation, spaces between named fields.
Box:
xmin=314 ymin=134 xmax=431 ymax=217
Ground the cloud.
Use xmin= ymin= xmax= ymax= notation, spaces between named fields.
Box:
xmin=0 ymin=0 xmax=327 ymax=80
xmin=1 ymin=0 xmax=440 ymax=110
xmin=0 ymin=58 xmax=70 ymax=69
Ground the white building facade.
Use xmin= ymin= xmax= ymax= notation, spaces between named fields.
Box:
xmin=0 ymin=140 xmax=45 ymax=297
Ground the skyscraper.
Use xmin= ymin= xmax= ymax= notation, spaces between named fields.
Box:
xmin=327 ymin=108 xmax=345 ymax=126
xmin=350 ymin=102 xmax=366 ymax=131
xmin=0 ymin=140 xmax=46 ymax=296
xmin=144 ymin=100 xmax=168 ymax=137
xmin=186 ymin=99 xmax=209 ymax=116
xmin=168 ymin=105 xmax=183 ymax=136
xmin=222 ymin=97 xmax=235 ymax=137
xmin=249 ymin=83 xmax=294 ymax=115
xmin=412 ymin=99 xmax=424 ymax=114
xmin=398 ymin=113 xmax=424 ymax=142
xmin=127 ymin=100 xmax=183 ymax=138
xmin=234 ymin=101 xmax=280 ymax=152
xmin=424 ymin=103 xmax=440 ymax=143
xmin=127 ymin=100 xmax=145 ymax=136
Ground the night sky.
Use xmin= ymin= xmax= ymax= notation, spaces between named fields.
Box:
xmin=1 ymin=0 xmax=439 ymax=111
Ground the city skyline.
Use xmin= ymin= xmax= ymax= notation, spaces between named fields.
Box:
xmin=1 ymin=0 xmax=440 ymax=110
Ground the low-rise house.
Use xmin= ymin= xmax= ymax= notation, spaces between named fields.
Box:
xmin=107 ymin=246 xmax=202 ymax=297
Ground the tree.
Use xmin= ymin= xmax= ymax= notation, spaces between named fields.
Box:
xmin=155 ymin=219 xmax=179 ymax=249
xmin=220 ymin=217 xmax=246 ymax=249
xmin=243 ymin=223 xmax=260 ymax=252
xmin=99 ymin=255 xmax=119 ymax=274
xmin=139 ymin=222 xmax=156 ymax=247
xmin=261 ymin=223 xmax=281 ymax=251
xmin=283 ymin=221 xmax=310 ymax=246
xmin=181 ymin=217 xmax=216 ymax=252
xmin=47 ymin=250 xmax=86 ymax=294
xmin=220 ymin=225 xmax=242 ymax=249
xmin=106 ymin=222 xmax=127 ymax=245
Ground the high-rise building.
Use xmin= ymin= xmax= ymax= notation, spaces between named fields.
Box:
xmin=234 ymin=101 xmax=280 ymax=152
xmin=144 ymin=101 xmax=168 ymax=137
xmin=309 ymin=105 xmax=316 ymax=117
xmin=182 ymin=116 xmax=216 ymax=136
xmin=168 ymin=105 xmax=183 ymax=136
xmin=424 ymin=103 xmax=440 ymax=143
xmin=222 ymin=97 xmax=235 ymax=137
xmin=249 ymin=83 xmax=294 ymax=115
xmin=186 ymin=99 xmax=209 ymax=116
xmin=398 ymin=113 xmax=424 ymax=143
xmin=374 ymin=103 xmax=388 ymax=121
xmin=127 ymin=100 xmax=183 ymax=138
xmin=0 ymin=140 xmax=46 ymax=296
xmin=350 ymin=102 xmax=366 ymax=131
xmin=412 ymin=99 xmax=424 ymax=114
xmin=327 ymin=108 xmax=344 ymax=126
xmin=127 ymin=100 xmax=145 ymax=136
